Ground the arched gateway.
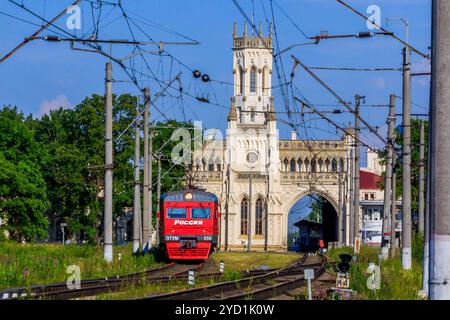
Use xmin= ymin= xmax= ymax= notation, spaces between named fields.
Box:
xmin=190 ymin=23 xmax=355 ymax=251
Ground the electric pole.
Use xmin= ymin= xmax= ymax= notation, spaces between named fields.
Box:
xmin=149 ymin=123 xmax=154 ymax=248
xmin=402 ymin=45 xmax=412 ymax=270
xmin=225 ymin=164 xmax=230 ymax=251
xmin=418 ymin=121 xmax=425 ymax=234
xmin=390 ymin=154 xmax=397 ymax=258
xmin=338 ymin=165 xmax=343 ymax=246
xmin=156 ymin=153 xmax=162 ymax=246
xmin=248 ymin=173 xmax=252 ymax=252
xmin=429 ymin=0 xmax=450 ymax=299
xmin=349 ymin=146 xmax=355 ymax=245
xmin=104 ymin=62 xmax=113 ymax=262
xmin=381 ymin=94 xmax=396 ymax=258
xmin=142 ymin=88 xmax=150 ymax=254
xmin=421 ymin=120 xmax=430 ymax=297
xmin=354 ymin=95 xmax=361 ymax=252
xmin=133 ymin=100 xmax=141 ymax=255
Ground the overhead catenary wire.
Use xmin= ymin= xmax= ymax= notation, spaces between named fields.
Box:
xmin=290 ymin=54 xmax=394 ymax=153
xmin=335 ymin=0 xmax=429 ymax=59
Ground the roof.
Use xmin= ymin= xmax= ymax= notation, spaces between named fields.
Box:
xmin=293 ymin=219 xmax=322 ymax=228
xmin=161 ymin=189 xmax=218 ymax=202
xmin=360 ymin=170 xmax=383 ymax=190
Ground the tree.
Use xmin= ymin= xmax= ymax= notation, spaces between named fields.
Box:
xmin=0 ymin=107 xmax=49 ymax=241
xmin=379 ymin=119 xmax=429 ymax=227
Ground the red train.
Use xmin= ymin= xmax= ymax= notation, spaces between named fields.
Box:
xmin=158 ymin=189 xmax=220 ymax=260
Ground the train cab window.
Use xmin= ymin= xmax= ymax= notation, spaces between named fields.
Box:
xmin=191 ymin=208 xmax=210 ymax=219
xmin=167 ymin=208 xmax=187 ymax=218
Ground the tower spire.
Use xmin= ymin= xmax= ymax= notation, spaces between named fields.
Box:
xmin=243 ymin=21 xmax=248 ymax=37
xmin=233 ymin=22 xmax=237 ymax=38
xmin=259 ymin=21 xmax=262 ymax=35
xmin=228 ymin=97 xmax=238 ymax=121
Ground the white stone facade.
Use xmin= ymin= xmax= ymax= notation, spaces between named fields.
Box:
xmin=192 ymin=24 xmax=355 ymax=251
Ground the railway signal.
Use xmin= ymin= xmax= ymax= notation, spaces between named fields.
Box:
xmin=336 ymin=253 xmax=352 ymax=290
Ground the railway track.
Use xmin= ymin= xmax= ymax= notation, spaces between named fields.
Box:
xmin=141 ymin=254 xmax=327 ymax=300
xmin=0 ymin=262 xmax=204 ymax=300
xmin=0 ymin=261 xmax=285 ymax=300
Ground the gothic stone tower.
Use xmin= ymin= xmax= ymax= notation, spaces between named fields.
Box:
xmin=224 ymin=22 xmax=283 ymax=250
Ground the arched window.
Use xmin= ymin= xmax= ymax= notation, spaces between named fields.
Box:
xmin=311 ymin=159 xmax=316 ymax=173
xmin=297 ymin=158 xmax=303 ymax=172
xmin=318 ymin=159 xmax=323 ymax=172
xmin=208 ymin=163 xmax=214 ymax=171
xmin=255 ymin=198 xmax=264 ymax=235
xmin=331 ymin=158 xmax=338 ymax=173
xmin=239 ymin=66 xmax=244 ymax=94
xmin=304 ymin=159 xmax=310 ymax=172
xmin=283 ymin=158 xmax=289 ymax=172
xmin=325 ymin=158 xmax=331 ymax=172
xmin=202 ymin=158 xmax=206 ymax=171
xmin=250 ymin=66 xmax=257 ymax=93
xmin=340 ymin=158 xmax=345 ymax=173
xmin=240 ymin=197 xmax=249 ymax=235
xmin=290 ymin=158 xmax=296 ymax=172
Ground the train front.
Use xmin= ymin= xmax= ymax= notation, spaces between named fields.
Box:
xmin=160 ymin=189 xmax=219 ymax=260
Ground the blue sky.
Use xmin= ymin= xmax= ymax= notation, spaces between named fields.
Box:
xmin=0 ymin=0 xmax=431 ymax=149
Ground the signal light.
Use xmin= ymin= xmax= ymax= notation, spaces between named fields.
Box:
xmin=338 ymin=253 xmax=352 ymax=273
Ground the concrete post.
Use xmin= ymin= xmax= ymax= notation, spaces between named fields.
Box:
xmin=354 ymin=96 xmax=361 ymax=251
xmin=149 ymin=123 xmax=154 ymax=247
xmin=133 ymin=101 xmax=141 ymax=255
xmin=104 ymin=62 xmax=113 ymax=262
xmin=349 ymin=146 xmax=354 ymax=245
xmin=338 ymin=168 xmax=343 ymax=245
xmin=402 ymin=46 xmax=412 ymax=270
xmin=390 ymin=155 xmax=397 ymax=258
xmin=156 ymin=154 xmax=161 ymax=246
xmin=418 ymin=121 xmax=425 ymax=234
xmin=381 ymin=95 xmax=396 ymax=258
xmin=429 ymin=0 xmax=450 ymax=299
xmin=142 ymin=88 xmax=150 ymax=253
xmin=248 ymin=173 xmax=252 ymax=252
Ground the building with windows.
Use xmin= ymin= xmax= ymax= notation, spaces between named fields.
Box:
xmin=191 ymin=23 xmax=353 ymax=251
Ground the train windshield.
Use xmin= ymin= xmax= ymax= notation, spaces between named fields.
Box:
xmin=167 ymin=208 xmax=187 ymax=218
xmin=191 ymin=207 xmax=210 ymax=219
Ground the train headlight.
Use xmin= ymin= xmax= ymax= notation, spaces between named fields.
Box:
xmin=185 ymin=192 xmax=193 ymax=200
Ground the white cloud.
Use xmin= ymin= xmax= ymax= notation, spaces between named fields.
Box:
xmin=372 ymin=77 xmax=386 ymax=89
xmin=38 ymin=95 xmax=72 ymax=117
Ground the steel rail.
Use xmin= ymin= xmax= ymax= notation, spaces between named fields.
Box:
xmin=142 ymin=255 xmax=327 ymax=300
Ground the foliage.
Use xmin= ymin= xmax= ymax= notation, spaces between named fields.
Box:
xmin=327 ymin=240 xmax=424 ymax=300
xmin=1 ymin=94 xmax=190 ymax=243
xmin=379 ymin=119 xmax=429 ymax=215
xmin=0 ymin=108 xmax=49 ymax=241
xmin=0 ymin=242 xmax=159 ymax=289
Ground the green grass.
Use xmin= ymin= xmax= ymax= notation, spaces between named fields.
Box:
xmin=210 ymin=251 xmax=300 ymax=271
xmin=0 ymin=241 xmax=161 ymax=290
xmin=327 ymin=235 xmax=424 ymax=300
xmin=94 ymin=251 xmax=301 ymax=300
